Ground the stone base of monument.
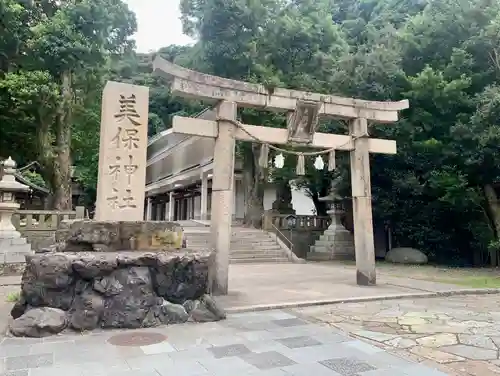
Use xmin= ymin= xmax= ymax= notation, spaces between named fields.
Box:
xmin=0 ymin=238 xmax=32 ymax=263
xmin=9 ymin=220 xmax=226 ymax=338
xmin=308 ymin=216 xmax=355 ymax=261
xmin=0 ymin=233 xmax=34 ymax=277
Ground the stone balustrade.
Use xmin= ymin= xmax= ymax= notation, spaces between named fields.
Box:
xmin=12 ymin=207 xmax=85 ymax=251
xmin=262 ymin=213 xmax=331 ymax=232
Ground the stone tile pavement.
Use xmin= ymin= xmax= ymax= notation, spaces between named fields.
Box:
xmin=294 ymin=294 xmax=500 ymax=376
xmin=0 ymin=310 xmax=447 ymax=376
xmin=214 ymin=263 xmax=466 ymax=310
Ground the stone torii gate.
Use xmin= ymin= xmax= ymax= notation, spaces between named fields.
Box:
xmin=153 ymin=56 xmax=409 ymax=295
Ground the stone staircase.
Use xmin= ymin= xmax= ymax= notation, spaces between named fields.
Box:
xmin=180 ymin=222 xmax=292 ymax=264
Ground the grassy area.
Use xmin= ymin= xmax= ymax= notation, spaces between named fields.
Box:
xmin=432 ymin=275 xmax=500 ymax=288
xmin=333 ymin=259 xmax=500 ymax=288
xmin=6 ymin=291 xmax=20 ymax=303
xmin=384 ymin=263 xmax=500 ymax=288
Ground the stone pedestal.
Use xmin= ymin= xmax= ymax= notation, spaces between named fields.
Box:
xmin=10 ymin=219 xmax=226 ymax=337
xmin=0 ymin=236 xmax=32 ymax=264
xmin=308 ymin=188 xmax=355 ymax=261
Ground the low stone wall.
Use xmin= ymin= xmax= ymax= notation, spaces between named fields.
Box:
xmin=13 ymin=208 xmax=85 ymax=251
xmin=281 ymin=230 xmax=323 ymax=259
xmin=10 ymin=250 xmax=223 ymax=337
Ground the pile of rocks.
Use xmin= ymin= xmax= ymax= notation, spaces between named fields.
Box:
xmin=9 ymin=220 xmax=226 ymax=337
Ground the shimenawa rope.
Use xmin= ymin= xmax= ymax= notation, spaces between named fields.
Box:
xmin=216 ymin=117 xmax=359 ymax=175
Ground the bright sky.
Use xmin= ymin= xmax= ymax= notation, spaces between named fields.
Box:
xmin=125 ymin=0 xmax=194 ymax=53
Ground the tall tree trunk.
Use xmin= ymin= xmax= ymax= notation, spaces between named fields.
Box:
xmin=272 ymin=180 xmax=295 ymax=213
xmin=311 ymin=194 xmax=329 ymax=216
xmin=243 ymin=144 xmax=265 ymax=227
xmin=483 ymin=184 xmax=500 ymax=266
xmin=308 ymin=181 xmax=330 ymax=216
xmin=52 ymin=71 xmax=73 ymax=210
xmin=35 ymin=108 xmax=56 ymax=207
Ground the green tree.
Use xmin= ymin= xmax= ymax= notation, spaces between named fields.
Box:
xmin=180 ymin=0 xmax=349 ymax=225
xmin=341 ymin=0 xmax=500 ymax=265
xmin=0 ymin=0 xmax=136 ymax=209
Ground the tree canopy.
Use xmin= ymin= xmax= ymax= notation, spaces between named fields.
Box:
xmin=2 ymin=0 xmax=500 ymax=266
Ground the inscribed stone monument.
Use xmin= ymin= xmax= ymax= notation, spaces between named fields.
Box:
xmin=95 ymin=81 xmax=149 ymax=221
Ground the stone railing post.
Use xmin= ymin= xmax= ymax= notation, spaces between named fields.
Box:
xmin=262 ymin=212 xmax=272 ymax=231
xmin=75 ymin=206 xmax=85 ymax=219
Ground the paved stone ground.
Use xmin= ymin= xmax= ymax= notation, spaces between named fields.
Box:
xmin=294 ymin=294 xmax=500 ymax=376
xmin=0 ymin=264 xmax=488 ymax=314
xmin=214 ymin=263 xmax=465 ymax=310
xmin=0 ymin=310 xmax=446 ymax=376
xmin=0 ymin=264 xmax=470 ymax=319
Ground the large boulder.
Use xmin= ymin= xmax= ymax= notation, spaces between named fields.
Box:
xmin=100 ymin=267 xmax=157 ymax=329
xmin=20 ymin=253 xmax=75 ymax=310
xmin=10 ymin=307 xmax=67 ymax=337
xmin=187 ymin=294 xmax=227 ymax=323
xmin=385 ymin=247 xmax=428 ymax=265
xmin=69 ymin=289 xmax=105 ymax=330
xmin=142 ymin=300 xmax=190 ymax=327
xmin=10 ymin=249 xmax=225 ymax=336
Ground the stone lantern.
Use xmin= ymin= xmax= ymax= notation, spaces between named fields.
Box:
xmin=0 ymin=157 xmax=32 ymax=263
xmin=308 ymin=177 xmax=354 ymax=260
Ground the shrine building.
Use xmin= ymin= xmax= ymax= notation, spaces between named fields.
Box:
xmin=145 ymin=108 xmax=314 ymax=221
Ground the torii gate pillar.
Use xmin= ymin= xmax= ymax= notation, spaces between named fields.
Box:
xmin=210 ymin=101 xmax=237 ymax=295
xmin=350 ymin=118 xmax=376 ymax=285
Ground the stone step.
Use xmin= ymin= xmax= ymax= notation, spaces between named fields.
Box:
xmin=306 ymin=252 xmax=333 ymax=261
xmin=234 ymin=246 xmax=282 ymax=251
xmin=186 ymin=238 xmax=277 ymax=245
xmin=183 ymin=227 xmax=290 ymax=264
xmin=185 ymin=242 xmax=282 ymax=250
xmin=185 ymin=228 xmax=268 ymax=233
xmin=310 ymin=246 xmax=330 ymax=253
xmin=182 ymin=228 xmax=207 ymax=232
xmin=313 ymin=239 xmax=354 ymax=248
xmin=185 ymin=233 xmax=274 ymax=240
xmin=183 ymin=244 xmax=287 ymax=258
xmin=310 ymin=245 xmax=354 ymax=255
xmin=234 ymin=246 xmax=283 ymax=252
xmin=0 ymin=238 xmax=29 ymax=247
xmin=230 ymin=257 xmax=290 ymax=264
xmin=307 ymin=251 xmax=353 ymax=261
xmin=230 ymin=252 xmax=286 ymax=259
xmin=187 ymin=246 xmax=284 ymax=253
xmin=184 ymin=232 xmax=274 ymax=239
xmin=231 ymin=228 xmax=270 ymax=232
xmin=212 ymin=247 xmax=284 ymax=253
xmin=231 ymin=237 xmax=275 ymax=242
xmin=182 ymin=226 xmax=265 ymax=232
xmin=185 ymin=236 xmax=277 ymax=243
xmin=230 ymin=248 xmax=285 ymax=253
xmin=313 ymin=240 xmax=335 ymax=247
xmin=186 ymin=241 xmax=282 ymax=248
xmin=318 ymin=235 xmax=336 ymax=241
